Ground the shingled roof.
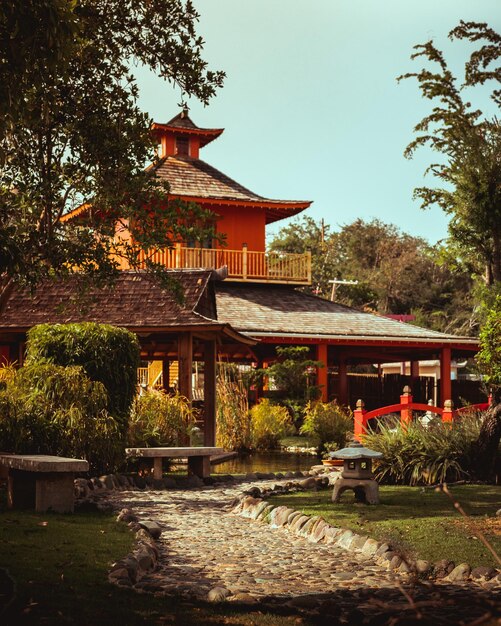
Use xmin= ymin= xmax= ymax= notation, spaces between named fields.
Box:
xmin=153 ymin=155 xmax=310 ymax=223
xmin=215 ymin=283 xmax=478 ymax=348
xmin=0 ymin=271 xmax=249 ymax=343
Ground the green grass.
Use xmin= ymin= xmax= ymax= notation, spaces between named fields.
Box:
xmin=0 ymin=498 xmax=313 ymax=626
xmin=268 ymin=485 xmax=501 ymax=568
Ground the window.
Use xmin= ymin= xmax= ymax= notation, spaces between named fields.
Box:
xmin=176 ymin=136 xmax=189 ymax=155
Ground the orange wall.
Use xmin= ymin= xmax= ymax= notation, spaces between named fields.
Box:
xmin=210 ymin=204 xmax=266 ymax=251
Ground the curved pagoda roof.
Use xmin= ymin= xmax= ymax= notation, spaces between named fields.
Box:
xmin=151 ymin=154 xmax=311 ymax=224
xmin=151 ymin=110 xmax=224 ymax=148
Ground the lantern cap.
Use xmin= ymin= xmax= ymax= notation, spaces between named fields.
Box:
xmin=329 ymin=440 xmax=382 ymax=460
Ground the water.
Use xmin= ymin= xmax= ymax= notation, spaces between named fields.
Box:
xmin=213 ymin=450 xmax=318 ymax=475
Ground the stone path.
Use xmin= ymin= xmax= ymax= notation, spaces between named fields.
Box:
xmin=104 ymin=478 xmax=500 ymax=622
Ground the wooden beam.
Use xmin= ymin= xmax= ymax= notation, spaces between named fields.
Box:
xmin=177 ymin=333 xmax=193 ymax=403
xmin=203 ymin=340 xmax=217 ymax=446
xmin=338 ymin=358 xmax=348 ymax=407
xmin=162 ymin=359 xmax=170 ymax=392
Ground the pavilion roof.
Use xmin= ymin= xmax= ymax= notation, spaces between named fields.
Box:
xmin=214 ymin=283 xmax=478 ymax=349
xmin=0 ymin=271 xmax=253 ymax=344
xmin=152 ymin=155 xmax=310 ymax=224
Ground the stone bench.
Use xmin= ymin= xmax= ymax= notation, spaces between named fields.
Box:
xmin=0 ymin=454 xmax=89 ymax=513
xmin=125 ymin=447 xmax=224 ymax=479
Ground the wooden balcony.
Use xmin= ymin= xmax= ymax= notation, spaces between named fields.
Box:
xmin=122 ymin=244 xmax=312 ymax=285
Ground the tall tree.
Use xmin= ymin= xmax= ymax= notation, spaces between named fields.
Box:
xmin=0 ymin=1 xmax=224 ymax=288
xmin=269 ymin=217 xmax=474 ymax=333
xmin=399 ymin=21 xmax=501 ymax=285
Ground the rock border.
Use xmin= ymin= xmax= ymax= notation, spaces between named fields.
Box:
xmin=230 ymin=483 xmax=501 ymax=587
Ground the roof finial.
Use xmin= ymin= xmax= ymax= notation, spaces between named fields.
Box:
xmin=178 ymin=97 xmax=190 ymax=118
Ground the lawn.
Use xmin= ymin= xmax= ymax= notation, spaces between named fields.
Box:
xmin=0 ymin=499 xmax=312 ymax=626
xmin=268 ymin=484 xmax=501 ymax=568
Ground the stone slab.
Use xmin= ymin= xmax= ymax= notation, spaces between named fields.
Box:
xmin=0 ymin=454 xmax=88 ymax=473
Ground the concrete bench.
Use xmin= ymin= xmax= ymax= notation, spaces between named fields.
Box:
xmin=125 ymin=447 xmax=224 ymax=479
xmin=0 ymin=454 xmax=89 ymax=513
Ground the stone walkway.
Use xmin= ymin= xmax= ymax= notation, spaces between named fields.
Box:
xmin=104 ymin=478 xmax=500 ymax=621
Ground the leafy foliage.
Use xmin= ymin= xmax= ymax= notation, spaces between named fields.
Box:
xmin=250 ymin=399 xmax=293 ymax=450
xmin=363 ymin=416 xmax=484 ymax=485
xmin=269 ymin=217 xmax=475 ymax=334
xmin=400 ymin=21 xmax=501 ymax=285
xmin=0 ymin=1 xmax=224 ymax=287
xmin=128 ymin=390 xmax=196 ymax=447
xmin=477 ymin=295 xmax=501 ymax=391
xmin=25 ymin=323 xmax=140 ymax=429
xmin=216 ymin=366 xmax=252 ymax=451
xmin=0 ymin=363 xmax=120 ymax=473
xmin=257 ymin=347 xmax=322 ymax=424
xmin=300 ymin=401 xmax=353 ymax=455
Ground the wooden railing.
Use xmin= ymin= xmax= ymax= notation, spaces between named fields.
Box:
xmin=119 ymin=243 xmax=312 ymax=284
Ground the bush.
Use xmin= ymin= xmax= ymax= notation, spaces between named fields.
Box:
xmin=250 ymin=399 xmax=293 ymax=450
xmin=363 ymin=414 xmax=484 ymax=485
xmin=216 ymin=369 xmax=252 ymax=450
xmin=128 ymin=390 xmax=196 ymax=447
xmin=300 ymin=401 xmax=353 ymax=454
xmin=25 ymin=322 xmax=140 ymax=429
xmin=0 ymin=363 xmax=121 ymax=474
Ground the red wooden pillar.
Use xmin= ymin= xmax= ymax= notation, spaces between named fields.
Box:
xmin=440 ymin=347 xmax=452 ymax=407
xmin=203 ymin=340 xmax=217 ymax=446
xmin=338 ymin=358 xmax=348 ymax=407
xmin=177 ymin=333 xmax=193 ymax=403
xmin=354 ymin=399 xmax=367 ymax=441
xmin=317 ymin=343 xmax=328 ymax=402
xmin=400 ymin=385 xmax=413 ymax=428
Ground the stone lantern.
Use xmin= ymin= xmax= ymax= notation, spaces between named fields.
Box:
xmin=330 ymin=440 xmax=382 ymax=505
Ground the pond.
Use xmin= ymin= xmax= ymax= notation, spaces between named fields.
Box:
xmin=213 ymin=450 xmax=319 ymax=475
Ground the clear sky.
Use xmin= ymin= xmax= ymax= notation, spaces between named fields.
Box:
xmin=135 ymin=1 xmax=500 ymax=245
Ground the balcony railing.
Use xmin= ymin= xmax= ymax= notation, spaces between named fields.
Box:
xmin=120 ymin=244 xmax=312 ymax=284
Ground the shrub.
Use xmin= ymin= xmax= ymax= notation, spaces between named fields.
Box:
xmin=300 ymin=401 xmax=353 ymax=454
xmin=0 ymin=363 xmax=121 ymax=473
xmin=363 ymin=414 xmax=484 ymax=485
xmin=250 ymin=399 xmax=293 ymax=450
xmin=216 ymin=369 xmax=252 ymax=450
xmin=128 ymin=390 xmax=196 ymax=447
xmin=25 ymin=322 xmax=140 ymax=429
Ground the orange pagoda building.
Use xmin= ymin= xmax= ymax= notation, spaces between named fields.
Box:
xmin=0 ymin=110 xmax=480 ymax=439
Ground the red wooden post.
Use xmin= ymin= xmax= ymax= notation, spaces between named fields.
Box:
xmin=440 ymin=347 xmax=452 ymax=407
xmin=400 ymin=385 xmax=413 ymax=428
xmin=317 ymin=343 xmax=328 ymax=402
xmin=354 ymin=399 xmax=367 ymax=441
xmin=442 ymin=399 xmax=454 ymax=423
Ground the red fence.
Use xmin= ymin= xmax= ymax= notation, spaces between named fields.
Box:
xmin=354 ymin=386 xmax=491 ymax=440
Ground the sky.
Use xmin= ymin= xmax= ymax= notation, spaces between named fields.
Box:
xmin=135 ymin=1 xmax=500 ymax=245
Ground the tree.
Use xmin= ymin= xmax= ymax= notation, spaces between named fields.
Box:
xmin=399 ymin=21 xmax=501 ymax=285
xmin=474 ymin=296 xmax=501 ymax=480
xmin=268 ymin=216 xmax=337 ymax=297
xmin=255 ymin=346 xmax=322 ymax=425
xmin=0 ymin=1 xmax=224 ymax=288
xmin=25 ymin=322 xmax=140 ymax=434
xmin=269 ymin=217 xmax=474 ymax=333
